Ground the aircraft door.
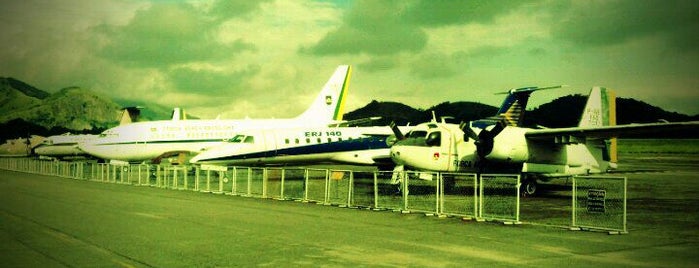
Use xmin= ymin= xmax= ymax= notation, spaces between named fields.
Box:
xmin=425 ymin=130 xmax=454 ymax=172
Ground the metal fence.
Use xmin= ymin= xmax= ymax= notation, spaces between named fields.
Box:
xmin=479 ymin=174 xmax=520 ymax=223
xmin=572 ymin=175 xmax=627 ymax=233
xmin=0 ymin=158 xmax=627 ymax=232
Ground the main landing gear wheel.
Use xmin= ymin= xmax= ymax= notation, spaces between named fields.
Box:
xmin=520 ymin=178 xmax=537 ymax=197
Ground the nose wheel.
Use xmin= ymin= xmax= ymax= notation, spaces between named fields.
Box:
xmin=520 ymin=177 xmax=537 ymax=197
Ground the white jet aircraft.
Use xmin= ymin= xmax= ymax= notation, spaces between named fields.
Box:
xmin=188 ymin=85 xmax=560 ymax=167
xmin=35 ymin=107 xmax=188 ymax=159
xmin=189 ymin=126 xmax=412 ymax=167
xmin=390 ymin=87 xmax=699 ymax=195
xmin=79 ymin=65 xmax=353 ymax=163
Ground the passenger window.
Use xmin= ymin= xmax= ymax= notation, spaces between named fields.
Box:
xmin=285 ymin=139 xmax=290 ymax=144
xmin=295 ymin=138 xmax=300 ymax=144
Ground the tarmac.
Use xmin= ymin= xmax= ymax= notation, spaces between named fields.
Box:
xmin=1 ymin=162 xmax=698 ymax=267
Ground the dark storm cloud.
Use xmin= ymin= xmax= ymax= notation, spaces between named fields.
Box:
xmin=552 ymin=0 xmax=699 ymax=51
xmin=94 ymin=1 xmax=262 ymax=68
xmin=401 ymin=0 xmax=538 ymax=26
xmin=305 ymin=0 xmax=538 ymax=56
xmin=303 ymin=0 xmax=427 ymax=56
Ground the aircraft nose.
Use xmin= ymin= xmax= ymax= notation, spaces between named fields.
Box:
xmin=389 ymin=146 xmax=405 ymax=164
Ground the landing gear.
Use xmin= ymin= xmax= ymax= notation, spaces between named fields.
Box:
xmin=520 ymin=176 xmax=538 ymax=197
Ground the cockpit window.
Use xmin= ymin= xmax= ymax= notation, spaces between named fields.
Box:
xmin=228 ymin=135 xmax=245 ymax=143
xmin=397 ymin=130 xmax=430 ymax=147
xmin=407 ymin=131 xmax=427 ymax=138
xmin=243 ymin=136 xmax=255 ymax=143
xmin=228 ymin=135 xmax=255 ymax=143
xmin=425 ymin=131 xmax=441 ymax=147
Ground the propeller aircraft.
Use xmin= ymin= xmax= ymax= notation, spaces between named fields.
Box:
xmin=390 ymin=87 xmax=699 ymax=195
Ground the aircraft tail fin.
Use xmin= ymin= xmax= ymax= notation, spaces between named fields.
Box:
xmin=579 ymin=86 xmax=617 ymax=163
xmin=472 ymin=85 xmax=564 ymax=128
xmin=295 ymin=65 xmax=351 ymax=123
xmin=171 ymin=108 xmax=187 ymax=121
xmin=119 ymin=107 xmax=142 ymax=125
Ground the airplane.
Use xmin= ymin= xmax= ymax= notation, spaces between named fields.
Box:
xmin=79 ymin=65 xmax=352 ymax=164
xmin=389 ymin=87 xmax=699 ymax=196
xmin=34 ymin=133 xmax=97 ymax=159
xmin=188 ymin=86 xmax=560 ymax=167
xmin=188 ymin=126 xmax=412 ymax=167
xmin=34 ymin=107 xmax=186 ymax=160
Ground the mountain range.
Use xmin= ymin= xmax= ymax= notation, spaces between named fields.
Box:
xmin=1 ymin=77 xmax=697 ymax=142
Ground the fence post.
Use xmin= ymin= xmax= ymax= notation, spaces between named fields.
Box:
xmin=402 ymin=171 xmax=409 ymax=212
xmin=324 ymin=169 xmax=330 ymax=205
xmin=478 ymin=174 xmax=484 ymax=219
xmin=231 ymin=167 xmax=237 ymax=194
xmin=304 ymin=169 xmax=309 ymax=201
xmin=438 ymin=173 xmax=444 ymax=215
xmin=194 ymin=166 xmax=200 ymax=191
xmin=373 ymin=172 xmax=379 ymax=209
xmin=183 ymin=166 xmax=189 ymax=190
xmin=280 ymin=168 xmax=286 ymax=199
xmin=571 ymin=176 xmax=577 ymax=227
xmin=262 ymin=168 xmax=268 ymax=198
xmin=347 ymin=171 xmax=353 ymax=207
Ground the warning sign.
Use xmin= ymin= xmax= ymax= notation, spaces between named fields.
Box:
xmin=330 ymin=171 xmax=345 ymax=181
xmin=587 ymin=189 xmax=606 ymax=213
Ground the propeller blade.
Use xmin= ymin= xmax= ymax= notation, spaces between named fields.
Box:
xmin=475 ymin=119 xmax=506 ymax=159
xmin=389 ymin=121 xmax=405 ymax=141
xmin=489 ymin=119 xmax=507 ymax=137
xmin=460 ymin=122 xmax=479 ymax=141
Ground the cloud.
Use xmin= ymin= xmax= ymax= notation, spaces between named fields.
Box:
xmin=408 ymin=53 xmax=461 ymax=79
xmin=167 ymin=64 xmax=261 ymax=94
xmin=358 ymin=57 xmax=400 ymax=72
xmin=305 ymin=0 xmax=542 ymax=57
xmin=401 ymin=0 xmax=539 ymax=26
xmin=551 ymin=0 xmax=699 ymax=51
xmin=207 ymin=0 xmax=273 ymax=21
xmin=303 ymin=0 xmax=427 ymax=55
xmin=94 ymin=1 xmax=260 ymax=68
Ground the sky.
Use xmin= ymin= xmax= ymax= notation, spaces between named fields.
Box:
xmin=1 ymin=0 xmax=697 ymax=119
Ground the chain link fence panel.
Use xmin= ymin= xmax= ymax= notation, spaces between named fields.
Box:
xmin=573 ymin=176 xmax=627 ymax=233
xmin=479 ymin=174 xmax=520 ymax=223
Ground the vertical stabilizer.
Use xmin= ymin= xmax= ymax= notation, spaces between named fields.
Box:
xmin=578 ymin=86 xmax=616 ymax=128
xmin=579 ymin=86 xmax=617 ymax=163
xmin=119 ymin=107 xmax=142 ymax=125
xmin=295 ymin=65 xmax=351 ymax=123
xmin=472 ymin=85 xmax=564 ymax=128
xmin=171 ymin=108 xmax=187 ymax=121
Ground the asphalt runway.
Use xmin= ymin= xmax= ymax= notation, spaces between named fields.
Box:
xmin=1 ymin=157 xmax=698 ymax=267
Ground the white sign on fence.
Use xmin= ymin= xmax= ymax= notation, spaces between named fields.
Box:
xmin=200 ymin=164 xmax=228 ymax=172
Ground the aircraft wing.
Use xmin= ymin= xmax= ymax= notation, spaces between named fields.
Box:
xmin=525 ymin=121 xmax=699 ymax=141
xmin=330 ymin=117 xmax=382 ymax=127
